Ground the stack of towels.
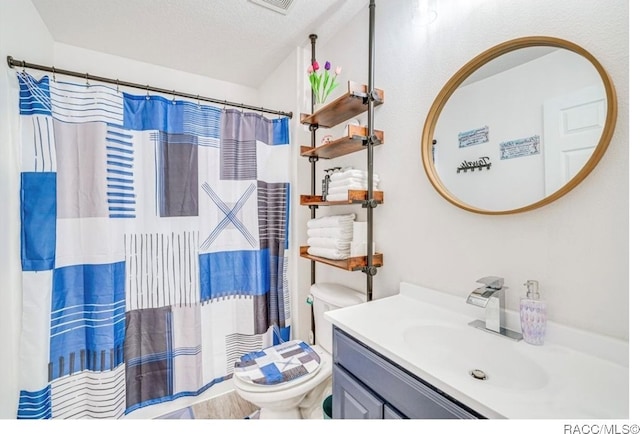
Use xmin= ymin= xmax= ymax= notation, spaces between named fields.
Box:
xmin=326 ymin=168 xmax=380 ymax=201
xmin=307 ymin=213 xmax=356 ymax=260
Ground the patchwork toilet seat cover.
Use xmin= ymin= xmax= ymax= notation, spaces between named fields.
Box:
xmin=233 ymin=340 xmax=321 ymax=386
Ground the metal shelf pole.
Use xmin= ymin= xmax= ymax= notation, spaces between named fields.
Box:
xmin=308 ymin=34 xmax=318 ymax=343
xmin=364 ymin=0 xmax=377 ymax=302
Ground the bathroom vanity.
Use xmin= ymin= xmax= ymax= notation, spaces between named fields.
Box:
xmin=326 ymin=282 xmax=629 ymax=419
xmin=332 ymin=327 xmax=483 ymax=419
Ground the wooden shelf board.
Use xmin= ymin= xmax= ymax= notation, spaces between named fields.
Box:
xmin=300 ymin=246 xmax=383 ymax=271
xmin=300 ymin=190 xmax=384 ymax=206
xmin=300 ymin=81 xmax=384 ymax=128
xmin=300 ymin=125 xmax=384 ymax=159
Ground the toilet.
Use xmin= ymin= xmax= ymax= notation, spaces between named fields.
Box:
xmin=232 ymin=282 xmax=366 ymax=419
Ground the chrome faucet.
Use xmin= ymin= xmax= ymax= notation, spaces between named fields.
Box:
xmin=466 ymin=276 xmax=522 ymax=341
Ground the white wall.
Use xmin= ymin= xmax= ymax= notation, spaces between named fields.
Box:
xmin=52 ymin=45 xmax=260 ymax=107
xmin=297 ymin=0 xmax=629 ymax=342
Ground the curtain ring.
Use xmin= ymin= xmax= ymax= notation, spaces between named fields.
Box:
xmin=85 ymin=73 xmax=89 ymax=86
xmin=51 ymin=66 xmax=56 ymax=82
xmin=223 ymin=100 xmax=227 ymax=111
xmin=146 ymin=85 xmax=150 ymax=100
xmin=172 ymin=90 xmax=176 ymax=104
xmin=116 ymin=79 xmax=120 ymax=93
xmin=21 ymin=60 xmax=26 ymax=73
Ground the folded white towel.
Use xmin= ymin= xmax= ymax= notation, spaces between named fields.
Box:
xmin=329 ymin=178 xmax=379 ymax=188
xmin=330 ymin=168 xmax=371 ymax=178
xmin=350 ymin=241 xmax=375 ymax=257
xmin=352 ymin=222 xmax=367 ymax=244
xmin=307 ymin=237 xmax=352 ymax=250
xmin=325 ymin=193 xmax=349 ymax=202
xmin=307 ymin=246 xmax=350 ymax=260
xmin=331 ymin=170 xmax=379 ymax=182
xmin=307 ymin=227 xmax=353 ymax=239
xmin=307 ymin=213 xmax=356 ymax=229
xmin=328 ymin=185 xmax=380 ymax=195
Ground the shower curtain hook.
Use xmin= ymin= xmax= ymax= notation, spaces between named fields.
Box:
xmin=197 ymin=95 xmax=201 ymax=108
xmin=51 ymin=66 xmax=56 ymax=82
xmin=172 ymin=90 xmax=176 ymax=104
xmin=116 ymin=79 xmax=120 ymax=93
xmin=85 ymin=73 xmax=89 ymax=87
xmin=21 ymin=60 xmax=26 ymax=74
xmin=223 ymin=100 xmax=227 ymax=111
xmin=146 ymin=85 xmax=150 ymax=100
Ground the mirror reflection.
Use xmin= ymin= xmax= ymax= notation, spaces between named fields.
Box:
xmin=422 ymin=37 xmax=617 ymax=214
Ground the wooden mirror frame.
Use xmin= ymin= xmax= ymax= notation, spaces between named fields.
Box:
xmin=421 ymin=36 xmax=618 ymax=215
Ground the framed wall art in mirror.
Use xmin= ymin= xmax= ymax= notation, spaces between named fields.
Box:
xmin=421 ymin=36 xmax=617 ymax=215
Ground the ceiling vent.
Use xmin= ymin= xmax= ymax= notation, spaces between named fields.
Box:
xmin=249 ymin=0 xmax=296 ymax=15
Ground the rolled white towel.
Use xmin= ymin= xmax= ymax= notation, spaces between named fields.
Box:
xmin=307 ymin=237 xmax=352 ymax=250
xmin=307 ymin=227 xmax=353 ymax=240
xmin=307 ymin=213 xmax=355 ymax=229
xmin=307 ymin=246 xmax=350 ymax=260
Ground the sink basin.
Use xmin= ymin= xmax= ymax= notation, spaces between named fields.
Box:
xmin=403 ymin=324 xmax=549 ymax=390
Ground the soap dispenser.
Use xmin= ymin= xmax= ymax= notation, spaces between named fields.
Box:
xmin=520 ymin=280 xmax=547 ymax=345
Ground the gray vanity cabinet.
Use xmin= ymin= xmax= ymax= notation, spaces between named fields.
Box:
xmin=332 ymin=327 xmax=485 ymax=419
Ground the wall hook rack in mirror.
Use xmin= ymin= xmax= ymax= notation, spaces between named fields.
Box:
xmin=457 ymin=156 xmax=491 ymax=173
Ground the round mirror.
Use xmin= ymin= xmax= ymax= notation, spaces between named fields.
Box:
xmin=421 ymin=36 xmax=617 ymax=215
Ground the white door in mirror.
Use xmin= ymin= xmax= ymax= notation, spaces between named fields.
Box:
xmin=543 ymin=84 xmax=606 ymax=195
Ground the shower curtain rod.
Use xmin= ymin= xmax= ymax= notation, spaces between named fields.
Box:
xmin=6 ymin=55 xmax=293 ymax=118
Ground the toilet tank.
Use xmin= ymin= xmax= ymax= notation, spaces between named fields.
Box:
xmin=310 ymin=282 xmax=366 ymax=353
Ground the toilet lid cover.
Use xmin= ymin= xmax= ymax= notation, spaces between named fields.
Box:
xmin=233 ymin=340 xmax=321 ymax=386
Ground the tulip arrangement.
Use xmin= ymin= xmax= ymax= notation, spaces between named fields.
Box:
xmin=307 ymin=60 xmax=341 ymax=104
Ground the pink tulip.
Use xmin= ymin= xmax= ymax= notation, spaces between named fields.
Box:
xmin=306 ymin=59 xmax=340 ymax=104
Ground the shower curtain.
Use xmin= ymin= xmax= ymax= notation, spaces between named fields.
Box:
xmin=15 ymin=71 xmax=291 ymax=418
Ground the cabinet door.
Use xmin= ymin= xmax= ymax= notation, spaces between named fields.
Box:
xmin=332 ymin=364 xmax=383 ymax=419
xmin=383 ymin=404 xmax=406 ymax=419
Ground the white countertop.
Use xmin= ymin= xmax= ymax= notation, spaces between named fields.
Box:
xmin=325 ymin=282 xmax=629 ymax=419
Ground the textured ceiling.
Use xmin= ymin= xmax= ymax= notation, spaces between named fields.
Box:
xmin=30 ymin=0 xmax=368 ymax=88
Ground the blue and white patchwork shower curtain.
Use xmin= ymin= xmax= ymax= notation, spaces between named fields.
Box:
xmin=15 ymin=72 xmax=291 ymax=418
